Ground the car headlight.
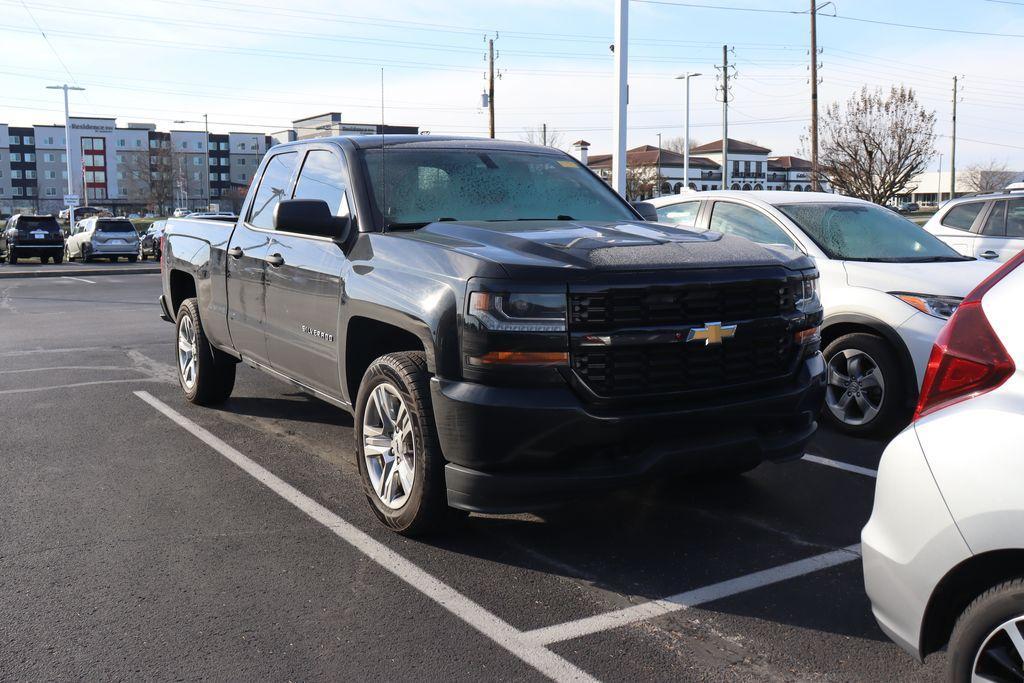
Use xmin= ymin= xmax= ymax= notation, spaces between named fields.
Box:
xmin=797 ymin=272 xmax=820 ymax=314
xmin=467 ymin=292 xmax=566 ymax=333
xmin=891 ymin=292 xmax=961 ymax=319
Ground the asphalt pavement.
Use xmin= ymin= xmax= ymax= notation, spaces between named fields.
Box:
xmin=0 ymin=274 xmax=946 ymax=681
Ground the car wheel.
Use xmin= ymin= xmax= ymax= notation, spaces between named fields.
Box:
xmin=39 ymin=255 xmax=49 ymax=264
xmin=53 ymin=251 xmax=63 ymax=264
xmin=7 ymin=248 xmax=17 ymax=265
xmin=128 ymin=254 xmax=138 ymax=263
xmin=82 ymin=248 xmax=92 ymax=263
xmin=948 ymin=579 xmax=1024 ymax=682
xmin=355 ymin=351 xmax=448 ymax=536
xmin=175 ymin=297 xmax=236 ymax=406
xmin=821 ymin=333 xmax=906 ymax=438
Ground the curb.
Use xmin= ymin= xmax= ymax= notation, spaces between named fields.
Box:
xmin=0 ymin=266 xmax=161 ymax=279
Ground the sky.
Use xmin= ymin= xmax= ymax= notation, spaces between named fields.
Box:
xmin=3 ymin=0 xmax=1024 ymax=171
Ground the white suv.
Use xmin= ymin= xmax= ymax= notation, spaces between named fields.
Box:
xmin=924 ymin=191 xmax=1024 ymax=263
xmin=65 ymin=216 xmax=140 ymax=263
xmin=647 ymin=191 xmax=998 ymax=437
xmin=862 ymin=249 xmax=1024 ymax=680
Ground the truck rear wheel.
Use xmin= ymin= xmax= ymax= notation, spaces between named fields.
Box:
xmin=355 ymin=351 xmax=448 ymax=536
xmin=175 ymin=297 xmax=236 ymax=405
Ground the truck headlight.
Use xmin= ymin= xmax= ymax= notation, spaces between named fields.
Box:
xmin=467 ymin=292 xmax=566 ymax=333
xmin=891 ymin=293 xmax=961 ymax=319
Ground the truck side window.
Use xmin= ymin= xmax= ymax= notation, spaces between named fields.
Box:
xmin=248 ymin=152 xmax=298 ymax=229
xmin=710 ymin=202 xmax=796 ymax=248
xmin=292 ymin=150 xmax=351 ymax=219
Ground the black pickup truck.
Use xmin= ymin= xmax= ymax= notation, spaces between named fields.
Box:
xmin=159 ymin=136 xmax=825 ymax=535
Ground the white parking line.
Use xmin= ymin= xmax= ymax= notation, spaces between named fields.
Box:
xmin=522 ymin=544 xmax=862 ymax=647
xmin=0 ymin=378 xmax=165 ymax=395
xmin=133 ymin=391 xmax=597 ymax=683
xmin=802 ymin=454 xmax=878 ymax=478
xmin=61 ymin=276 xmax=96 ymax=284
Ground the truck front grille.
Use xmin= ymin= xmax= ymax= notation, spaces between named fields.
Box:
xmin=568 ymin=278 xmax=801 ymax=398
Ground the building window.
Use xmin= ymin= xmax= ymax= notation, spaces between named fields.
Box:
xmin=11 ymin=170 xmax=22 ymax=179
xmin=151 ymin=171 xmax=161 ymax=180
xmin=208 ymin=141 xmax=216 ymax=151
xmin=118 ymin=139 xmax=126 ymax=147
xmin=45 ymin=187 xmax=57 ymax=197
xmin=193 ymin=157 xmax=201 ymax=166
xmin=239 ymin=173 xmax=247 ymax=181
xmin=26 ymin=170 xmax=36 ymax=179
xmin=220 ymin=173 xmax=229 ymax=181
xmin=181 ymin=141 xmax=187 ymax=149
xmin=220 ymin=158 xmax=228 ymax=166
xmin=24 ymin=153 xmax=35 ymax=162
xmin=10 ymin=153 xmax=21 ymax=162
xmin=237 ymin=158 xmax=246 ymax=166
xmin=60 ymin=153 xmax=67 ymax=163
xmin=191 ymin=171 xmax=200 ymax=181
xmin=45 ymin=170 xmax=56 ymax=180
xmin=24 ymin=136 xmax=34 ymax=145
xmin=13 ymin=187 xmax=24 ymax=197
xmin=117 ymin=171 xmax=124 ymax=180
xmin=44 ymin=153 xmax=55 ymax=163
xmin=45 ymin=136 xmax=54 ymax=145
xmin=196 ymin=141 xmax=203 ymax=150
xmin=150 ymin=140 xmax=159 ymax=149
xmin=219 ymin=142 xmax=228 ymax=151
xmin=9 ymin=136 xmax=20 ymax=145
xmin=26 ymin=187 xmax=36 ymax=197
xmin=61 ymin=171 xmax=67 ymax=180
xmin=209 ymin=172 xmax=217 ymax=181
xmin=135 ymin=139 xmax=142 ymax=148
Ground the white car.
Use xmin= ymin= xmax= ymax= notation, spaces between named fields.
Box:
xmin=862 ymin=249 xmax=1024 ymax=681
xmin=172 ymin=208 xmax=191 ymax=218
xmin=65 ymin=216 xmax=140 ymax=263
xmin=647 ymin=191 xmax=998 ymax=437
xmin=924 ymin=191 xmax=1024 ymax=264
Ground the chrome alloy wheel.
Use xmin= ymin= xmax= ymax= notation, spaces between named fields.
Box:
xmin=972 ymin=616 xmax=1024 ymax=682
xmin=177 ymin=314 xmax=198 ymax=390
xmin=825 ymin=349 xmax=885 ymax=426
xmin=362 ymin=382 xmax=415 ymax=510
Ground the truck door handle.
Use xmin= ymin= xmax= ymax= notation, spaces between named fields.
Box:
xmin=980 ymin=250 xmax=999 ymax=259
xmin=228 ymin=246 xmax=244 ymax=259
xmin=266 ymin=253 xmax=285 ymax=267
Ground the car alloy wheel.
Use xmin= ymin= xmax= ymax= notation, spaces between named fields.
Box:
xmin=972 ymin=616 xmax=1024 ymax=682
xmin=177 ymin=312 xmax=198 ymax=390
xmin=362 ymin=382 xmax=415 ymax=510
xmin=825 ymin=348 xmax=885 ymax=426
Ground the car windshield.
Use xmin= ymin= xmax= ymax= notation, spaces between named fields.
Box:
xmin=95 ymin=220 xmax=136 ymax=233
xmin=776 ymin=202 xmax=970 ymax=262
xmin=360 ymin=148 xmax=636 ymax=228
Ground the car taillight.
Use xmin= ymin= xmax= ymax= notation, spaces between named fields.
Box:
xmin=913 ymin=250 xmax=1024 ymax=420
xmin=159 ymin=235 xmax=165 ymax=271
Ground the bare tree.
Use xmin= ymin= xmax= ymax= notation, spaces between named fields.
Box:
xmin=521 ymin=126 xmax=565 ymax=150
xmin=818 ymin=86 xmax=936 ymax=205
xmin=962 ymin=160 xmax=1020 ymax=194
xmin=148 ymin=144 xmax=175 ymax=215
xmin=663 ymin=136 xmax=704 ymax=154
xmin=626 ymin=164 xmax=663 ymax=201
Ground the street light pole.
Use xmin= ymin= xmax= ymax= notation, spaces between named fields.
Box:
xmin=46 ymin=84 xmax=85 ymax=225
xmin=203 ymin=113 xmax=210 ymax=211
xmin=612 ymin=0 xmax=628 ymax=197
xmin=675 ymin=72 xmax=701 ymax=193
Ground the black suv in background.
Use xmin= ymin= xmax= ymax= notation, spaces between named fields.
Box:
xmin=1 ymin=214 xmax=65 ymax=264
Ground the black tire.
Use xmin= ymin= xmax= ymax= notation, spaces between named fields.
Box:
xmin=8 ymin=248 xmax=17 ymax=265
xmin=948 ymin=578 xmax=1024 ymax=682
xmin=108 ymin=256 xmax=118 ymax=263
xmin=53 ymin=252 xmax=63 ymax=265
xmin=127 ymin=254 xmax=137 ymax=263
xmin=821 ymin=332 xmax=907 ymax=438
xmin=81 ymin=247 xmax=92 ymax=263
xmin=39 ymin=255 xmax=49 ymax=264
xmin=354 ymin=351 xmax=449 ymax=536
xmin=138 ymin=246 xmax=147 ymax=261
xmin=175 ymin=298 xmax=236 ymax=406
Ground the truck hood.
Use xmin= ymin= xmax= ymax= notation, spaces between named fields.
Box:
xmin=842 ymin=259 xmax=999 ymax=297
xmin=399 ymin=219 xmax=810 ymax=275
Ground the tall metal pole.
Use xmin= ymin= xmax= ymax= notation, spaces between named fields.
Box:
xmin=950 ymin=76 xmax=958 ymax=200
xmin=47 ymin=84 xmax=84 ymax=224
xmin=721 ymin=45 xmax=730 ymax=190
xmin=676 ymin=72 xmax=701 ymax=192
xmin=612 ymin=0 xmax=628 ymax=197
xmin=810 ymin=0 xmax=820 ymax=192
xmin=542 ymin=122 xmax=547 ymax=146
xmin=204 ymin=113 xmax=211 ymax=210
xmin=488 ymin=39 xmax=496 ymax=139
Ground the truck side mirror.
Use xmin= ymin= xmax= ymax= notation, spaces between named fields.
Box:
xmin=274 ymin=199 xmax=351 ymax=241
xmin=631 ymin=201 xmax=659 ymax=222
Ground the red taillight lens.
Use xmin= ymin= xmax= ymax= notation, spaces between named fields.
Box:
xmin=913 ymin=300 xmax=1015 ymax=420
xmin=913 ymin=249 xmax=1024 ymax=420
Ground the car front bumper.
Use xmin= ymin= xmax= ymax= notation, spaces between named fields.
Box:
xmin=432 ymin=353 xmax=826 ymax=513
xmin=861 ymin=425 xmax=972 ymax=660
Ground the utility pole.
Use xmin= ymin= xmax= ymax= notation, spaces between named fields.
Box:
xmin=810 ymin=0 xmax=820 ymax=192
xmin=204 ymin=113 xmax=211 ymax=210
xmin=488 ymin=38 xmax=496 ymax=139
xmin=542 ymin=123 xmax=547 ymax=146
xmin=950 ymin=76 xmax=959 ymax=200
xmin=46 ymin=84 xmax=85 ymax=225
xmin=612 ymin=0 xmax=628 ymax=197
xmin=718 ymin=45 xmax=731 ymax=190
xmin=937 ymin=153 xmax=943 ymax=202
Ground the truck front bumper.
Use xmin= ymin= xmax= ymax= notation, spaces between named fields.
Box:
xmin=432 ymin=353 xmax=826 ymax=513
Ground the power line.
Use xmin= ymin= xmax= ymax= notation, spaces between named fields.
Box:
xmin=16 ymin=0 xmax=85 ymax=93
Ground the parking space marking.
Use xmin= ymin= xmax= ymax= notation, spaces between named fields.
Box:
xmin=61 ymin=276 xmax=96 ymax=284
xmin=0 ymin=378 xmax=166 ymax=395
xmin=133 ymin=391 xmax=597 ymax=683
xmin=803 ymin=453 xmax=878 ymax=478
xmin=522 ymin=544 xmax=862 ymax=647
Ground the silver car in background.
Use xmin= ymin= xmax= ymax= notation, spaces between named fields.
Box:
xmin=862 ymin=249 xmax=1024 ymax=681
xmin=65 ymin=217 xmax=141 ymax=263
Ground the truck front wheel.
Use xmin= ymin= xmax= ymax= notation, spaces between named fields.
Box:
xmin=175 ymin=297 xmax=236 ymax=405
xmin=355 ymin=352 xmax=449 ymax=536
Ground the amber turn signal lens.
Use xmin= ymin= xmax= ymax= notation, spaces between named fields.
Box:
xmin=794 ymin=326 xmax=820 ymax=344
xmin=469 ymin=351 xmax=569 ymax=366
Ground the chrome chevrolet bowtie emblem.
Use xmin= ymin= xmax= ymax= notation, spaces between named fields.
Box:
xmin=686 ymin=322 xmax=738 ymax=346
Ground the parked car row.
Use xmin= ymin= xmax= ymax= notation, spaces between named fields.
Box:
xmin=1 ymin=213 xmax=169 ymax=264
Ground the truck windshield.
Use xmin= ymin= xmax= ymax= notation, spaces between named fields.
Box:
xmin=776 ymin=202 xmax=971 ymax=262
xmin=361 ymin=148 xmax=636 ymax=228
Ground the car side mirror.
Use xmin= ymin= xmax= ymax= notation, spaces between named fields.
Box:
xmin=273 ymin=199 xmax=351 ymax=242
xmin=631 ymin=201 xmax=659 ymax=222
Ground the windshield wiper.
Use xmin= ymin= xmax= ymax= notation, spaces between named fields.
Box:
xmin=900 ymin=255 xmax=974 ymax=262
